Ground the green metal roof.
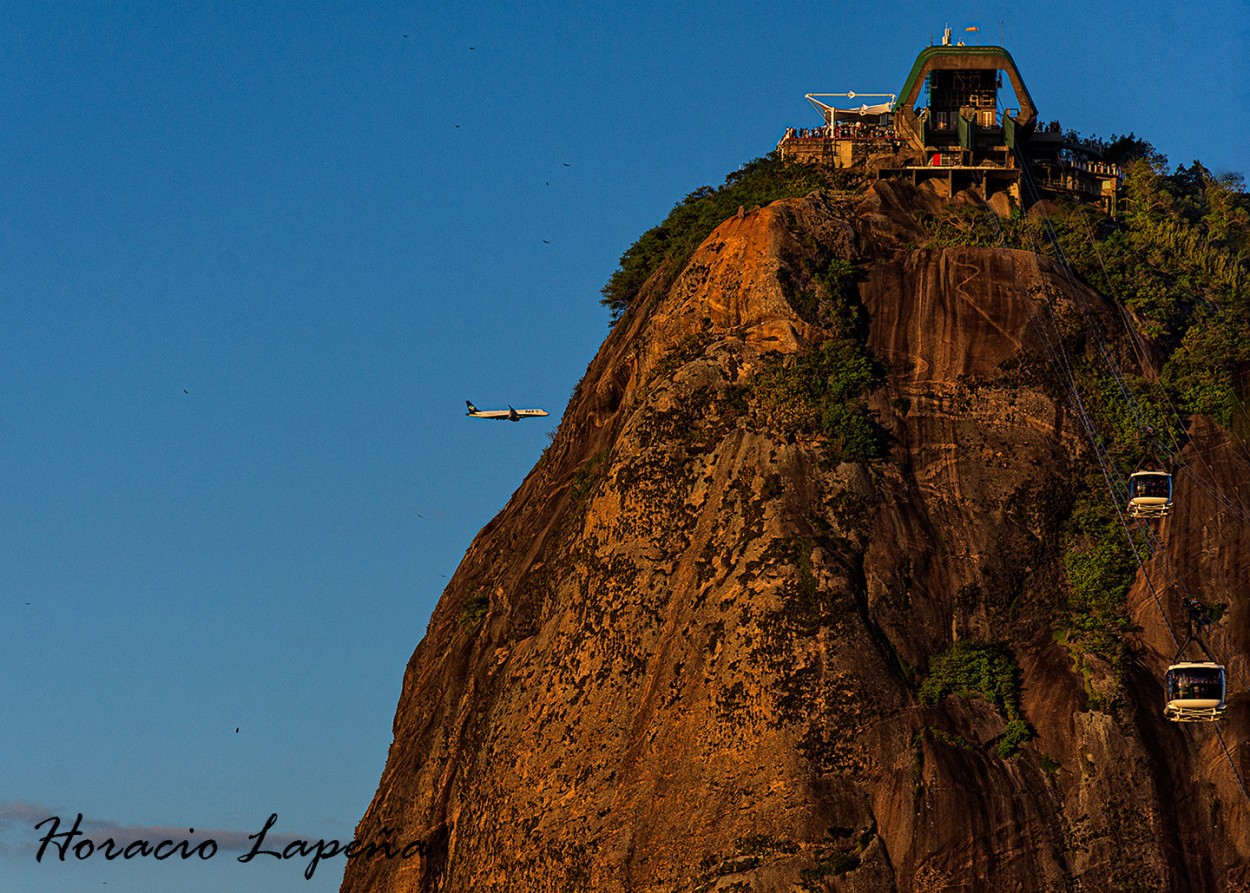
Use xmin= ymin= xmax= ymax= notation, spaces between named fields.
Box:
xmin=893 ymin=45 xmax=1037 ymax=127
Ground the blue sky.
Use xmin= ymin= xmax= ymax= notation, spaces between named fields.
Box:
xmin=1 ymin=3 xmax=1245 ymax=891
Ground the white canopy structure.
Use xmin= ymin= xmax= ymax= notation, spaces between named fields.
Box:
xmin=804 ymin=92 xmax=897 ymax=124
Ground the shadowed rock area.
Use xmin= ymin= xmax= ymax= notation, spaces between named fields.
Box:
xmin=341 ymin=181 xmax=1249 ymax=892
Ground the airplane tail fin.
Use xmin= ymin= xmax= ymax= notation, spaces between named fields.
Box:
xmin=465 ymin=400 xmax=477 ymax=414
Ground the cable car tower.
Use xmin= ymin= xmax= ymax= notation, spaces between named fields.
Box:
xmin=1164 ymin=598 xmax=1227 ymax=722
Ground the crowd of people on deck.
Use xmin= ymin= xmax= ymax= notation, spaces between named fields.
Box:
xmin=783 ymin=122 xmax=898 ymax=141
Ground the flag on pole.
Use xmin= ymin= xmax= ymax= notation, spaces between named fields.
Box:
xmin=966 ymin=26 xmax=979 ymax=32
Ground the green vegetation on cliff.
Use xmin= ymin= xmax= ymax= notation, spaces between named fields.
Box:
xmin=1058 ymin=488 xmax=1142 ymax=670
xmin=750 ymin=337 xmax=884 ymax=463
xmin=600 ymin=154 xmax=860 ymax=321
xmin=1044 ymin=150 xmax=1250 ymax=428
xmin=920 ymin=641 xmax=1032 ymax=757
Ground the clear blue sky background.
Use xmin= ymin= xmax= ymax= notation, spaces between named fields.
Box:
xmin=1 ymin=3 xmax=1245 ymax=891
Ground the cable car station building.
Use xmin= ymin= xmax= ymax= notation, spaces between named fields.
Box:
xmin=778 ymin=29 xmax=1123 ymax=214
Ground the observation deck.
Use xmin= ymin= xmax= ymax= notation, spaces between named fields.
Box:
xmin=777 ymin=29 xmax=1123 ymax=214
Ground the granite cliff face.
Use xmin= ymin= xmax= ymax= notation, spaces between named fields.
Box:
xmin=342 ymin=181 xmax=1250 ymax=892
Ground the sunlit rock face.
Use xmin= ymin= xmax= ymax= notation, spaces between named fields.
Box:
xmin=342 ymin=181 xmax=1249 ymax=893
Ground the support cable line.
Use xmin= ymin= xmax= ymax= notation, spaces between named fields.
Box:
xmin=1066 ymin=201 xmax=1250 ymax=522
xmin=1130 ymin=517 xmax=1247 ymax=691
xmin=1023 ymin=268 xmax=1181 ymax=654
xmin=1014 ymin=153 xmax=1250 ymax=543
xmin=977 ymin=182 xmax=1194 ymax=668
xmin=1001 ymin=203 xmax=1184 ymax=654
xmin=1014 ymin=148 xmax=1250 ymax=527
xmin=1012 ymin=153 xmax=1249 ymax=695
xmin=1014 ymin=152 xmax=1169 ymax=451
xmin=1215 ymin=727 xmax=1250 ymax=806
xmin=991 ymin=154 xmax=1239 ymax=738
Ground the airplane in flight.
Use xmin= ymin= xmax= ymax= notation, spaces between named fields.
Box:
xmin=465 ymin=400 xmax=550 ymax=422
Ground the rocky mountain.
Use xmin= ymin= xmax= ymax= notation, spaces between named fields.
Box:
xmin=341 ymin=179 xmax=1250 ymax=892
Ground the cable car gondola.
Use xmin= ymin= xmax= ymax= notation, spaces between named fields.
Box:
xmin=1163 ymin=661 xmax=1226 ymax=722
xmin=1163 ymin=598 xmax=1226 ymax=722
xmin=1127 ymin=470 xmax=1172 ymax=518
